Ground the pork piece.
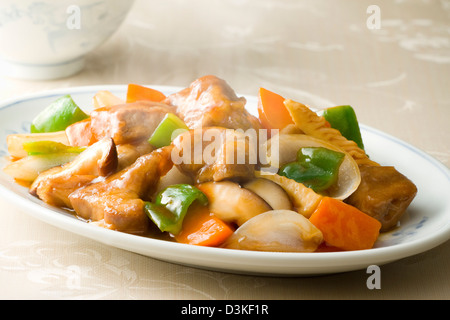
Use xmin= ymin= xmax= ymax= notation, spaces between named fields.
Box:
xmin=69 ymin=147 xmax=173 ymax=234
xmin=30 ymin=138 xmax=118 ymax=209
xmin=116 ymin=141 xmax=154 ymax=171
xmin=66 ymin=118 xmax=95 ymax=147
xmin=346 ymin=165 xmax=418 ymax=232
xmin=90 ymin=101 xmax=174 ymax=145
xmin=172 ymin=127 xmax=257 ymax=183
xmin=165 ymin=75 xmax=262 ymax=130
xmin=66 ymin=101 xmax=174 ymax=169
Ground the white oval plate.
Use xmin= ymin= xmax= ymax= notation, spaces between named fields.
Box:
xmin=0 ymin=85 xmax=449 ymax=276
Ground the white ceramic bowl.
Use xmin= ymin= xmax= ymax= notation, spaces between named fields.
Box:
xmin=0 ymin=0 xmax=135 ymax=80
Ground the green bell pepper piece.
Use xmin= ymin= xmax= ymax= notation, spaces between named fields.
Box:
xmin=279 ymin=147 xmax=345 ymax=192
xmin=31 ymin=95 xmax=89 ymax=133
xmin=323 ymin=105 xmax=365 ymax=150
xmin=144 ymin=184 xmax=208 ymax=235
xmin=23 ymin=141 xmax=86 ymax=156
xmin=297 ymin=147 xmax=345 ymax=170
xmin=149 ymin=113 xmax=189 ymax=149
xmin=280 ymin=162 xmax=331 ymax=191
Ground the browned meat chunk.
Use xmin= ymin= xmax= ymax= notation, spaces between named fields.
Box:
xmin=165 ymin=75 xmax=261 ymax=131
xmin=88 ymin=101 xmax=175 ymax=169
xmin=346 ymin=165 xmax=418 ymax=232
xmin=172 ymin=127 xmax=257 ymax=184
xmin=116 ymin=141 xmax=154 ymax=171
xmin=66 ymin=119 xmax=95 ymax=147
xmin=69 ymin=147 xmax=173 ymax=234
xmin=30 ymin=138 xmax=118 ymax=209
xmin=90 ymin=101 xmax=174 ymax=145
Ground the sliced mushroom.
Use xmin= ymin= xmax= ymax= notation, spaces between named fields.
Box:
xmin=243 ymin=178 xmax=292 ymax=211
xmin=223 ymin=210 xmax=323 ymax=252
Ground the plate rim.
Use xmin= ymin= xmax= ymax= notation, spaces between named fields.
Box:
xmin=0 ymin=84 xmax=449 ymax=276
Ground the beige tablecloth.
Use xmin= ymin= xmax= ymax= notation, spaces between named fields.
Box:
xmin=0 ymin=0 xmax=449 ymax=300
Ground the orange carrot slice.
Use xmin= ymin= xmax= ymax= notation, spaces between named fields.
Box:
xmin=309 ymin=197 xmax=382 ymax=251
xmin=257 ymin=88 xmax=294 ymax=130
xmin=175 ymin=205 xmax=234 ymax=247
xmin=126 ymin=84 xmax=167 ymax=103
